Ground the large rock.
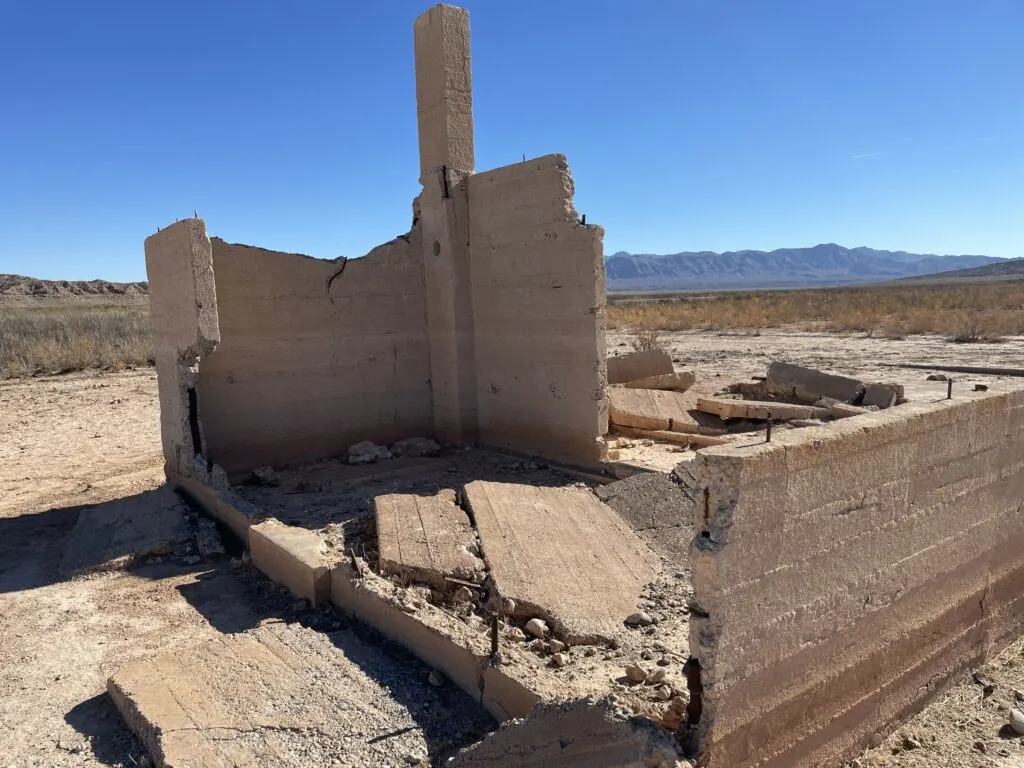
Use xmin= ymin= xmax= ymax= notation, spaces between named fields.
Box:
xmin=463 ymin=481 xmax=659 ymax=643
xmin=607 ymin=350 xmax=674 ymax=386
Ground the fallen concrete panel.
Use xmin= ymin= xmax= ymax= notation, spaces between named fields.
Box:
xmin=375 ymin=489 xmax=484 ymax=591
xmin=463 ymin=481 xmax=659 ymax=643
xmin=450 ymin=696 xmax=681 ymax=767
xmin=59 ymin=486 xmax=193 ymax=576
xmin=250 ymin=520 xmax=330 ymax=605
xmin=607 ymin=350 xmax=674 ymax=386
xmin=695 ymin=396 xmax=829 ymax=421
xmin=608 ymin=388 xmax=725 ymax=435
xmin=621 ymin=371 xmax=695 ymax=392
xmin=766 ymin=361 xmax=864 ymax=404
xmin=108 ymin=621 xmax=492 ymax=768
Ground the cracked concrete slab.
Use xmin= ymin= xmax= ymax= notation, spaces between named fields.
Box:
xmin=108 ymin=620 xmax=493 ymax=768
xmin=375 ymin=489 xmax=485 ymax=591
xmin=59 ymin=486 xmax=193 ymax=577
xmin=463 ymin=481 xmax=659 ymax=643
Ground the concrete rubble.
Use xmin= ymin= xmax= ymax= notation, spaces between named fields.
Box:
xmin=607 ymin=350 xmax=675 ymax=385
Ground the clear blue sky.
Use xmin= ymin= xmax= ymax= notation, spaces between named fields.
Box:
xmin=1 ymin=1 xmax=1021 ymax=280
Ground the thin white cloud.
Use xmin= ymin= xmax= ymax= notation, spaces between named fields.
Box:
xmin=852 ymin=152 xmax=878 ymax=160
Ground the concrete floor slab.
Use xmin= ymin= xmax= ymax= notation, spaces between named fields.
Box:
xmin=59 ymin=486 xmax=193 ymax=576
xmin=108 ymin=620 xmax=494 ymax=768
xmin=375 ymin=489 xmax=484 ymax=591
xmin=463 ymin=481 xmax=659 ymax=643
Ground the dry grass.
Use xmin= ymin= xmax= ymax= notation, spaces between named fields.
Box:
xmin=608 ymin=282 xmax=1024 ymax=342
xmin=0 ymin=304 xmax=153 ymax=378
xmin=627 ymin=324 xmax=669 ymax=354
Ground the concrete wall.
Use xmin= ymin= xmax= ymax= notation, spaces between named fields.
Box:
xmin=468 ymin=154 xmax=608 ymax=463
xmin=689 ymin=388 xmax=1024 ymax=767
xmin=198 ymin=235 xmax=433 ymax=473
xmin=145 ymin=219 xmax=220 ymax=483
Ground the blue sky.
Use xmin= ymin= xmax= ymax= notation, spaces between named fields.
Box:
xmin=1 ymin=1 xmax=1021 ymax=280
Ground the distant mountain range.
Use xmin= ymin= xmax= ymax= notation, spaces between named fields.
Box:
xmin=605 ymin=244 xmax=1005 ymax=291
xmin=900 ymin=257 xmax=1024 ymax=283
xmin=0 ymin=274 xmax=148 ymax=304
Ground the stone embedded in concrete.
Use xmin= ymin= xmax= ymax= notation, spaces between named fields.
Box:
xmin=695 ymin=396 xmax=830 ymax=421
xmin=375 ymin=489 xmax=484 ymax=590
xmin=108 ymin=621 xmax=489 ymax=768
xmin=766 ymin=361 xmax=865 ymax=404
xmin=249 ymin=519 xmax=331 ymax=606
xmin=463 ymin=481 xmax=659 ymax=643
xmin=621 ymin=371 xmax=696 ymax=392
xmin=606 ymin=350 xmax=674 ymax=386
xmin=450 ymin=696 xmax=681 ymax=768
xmin=59 ymin=486 xmax=193 ymax=576
xmin=145 ymin=219 xmax=220 ymax=484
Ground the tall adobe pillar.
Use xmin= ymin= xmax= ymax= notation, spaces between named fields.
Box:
xmin=414 ymin=4 xmax=478 ymax=445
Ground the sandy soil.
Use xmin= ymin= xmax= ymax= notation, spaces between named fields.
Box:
xmin=2 ymin=328 xmax=1023 ymax=766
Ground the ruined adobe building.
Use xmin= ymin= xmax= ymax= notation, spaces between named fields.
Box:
xmin=134 ymin=4 xmax=1024 ymax=767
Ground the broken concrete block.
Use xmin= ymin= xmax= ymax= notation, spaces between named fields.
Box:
xmin=766 ymin=361 xmax=865 ymax=404
xmin=463 ymin=481 xmax=659 ymax=643
xmin=250 ymin=520 xmax=331 ymax=605
xmin=607 ymin=350 xmax=673 ymax=386
xmin=390 ymin=436 xmax=442 ymax=457
xmin=607 ymin=387 xmax=725 ymax=435
xmin=695 ymin=396 xmax=829 ymax=421
xmin=348 ymin=440 xmax=393 ymax=465
xmin=863 ymin=382 xmax=904 ymax=409
xmin=193 ymin=516 xmax=226 ymax=559
xmin=375 ymin=489 xmax=484 ymax=591
xmin=816 ymin=398 xmax=873 ymax=419
xmin=108 ymin=621 xmax=489 ymax=768
xmin=449 ymin=696 xmax=681 ymax=768
xmin=621 ymin=371 xmax=696 ymax=393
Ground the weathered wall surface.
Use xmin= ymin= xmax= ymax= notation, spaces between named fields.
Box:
xmin=690 ymin=389 xmax=1024 ymax=767
xmin=468 ymin=154 xmax=608 ymax=463
xmin=198 ymin=236 xmax=433 ymax=473
xmin=145 ymin=219 xmax=220 ymax=483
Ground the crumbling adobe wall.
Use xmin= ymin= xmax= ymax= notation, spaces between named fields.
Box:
xmin=468 ymin=154 xmax=608 ymax=463
xmin=690 ymin=388 xmax=1024 ymax=767
xmin=145 ymin=219 xmax=220 ymax=483
xmin=197 ymin=235 xmax=433 ymax=473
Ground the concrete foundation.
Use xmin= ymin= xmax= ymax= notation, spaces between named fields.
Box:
xmin=689 ymin=387 xmax=1024 ymax=767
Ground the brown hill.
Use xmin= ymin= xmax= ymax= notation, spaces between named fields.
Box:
xmin=0 ymin=274 xmax=149 ymax=305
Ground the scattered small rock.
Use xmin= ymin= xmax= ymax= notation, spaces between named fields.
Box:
xmin=452 ymin=586 xmax=473 ymax=603
xmin=182 ymin=555 xmax=200 ymax=565
xmin=505 ymin=627 xmax=526 ymax=642
xmin=973 ymin=740 xmax=986 ymax=754
xmin=1009 ymin=708 xmax=1024 ymax=735
xmin=646 ymin=668 xmax=667 ymax=685
xmin=502 ymin=598 xmax=516 ymax=614
xmin=552 ymin=652 xmax=568 ymax=668
xmin=625 ymin=664 xmax=648 ymax=683
xmin=348 ymin=441 xmax=393 ymax=465
xmin=251 ymin=465 xmax=278 ymax=486
xmin=427 ymin=670 xmax=444 ymax=687
xmin=654 ymin=684 xmax=673 ymax=701
xmin=548 ymin=639 xmax=566 ymax=653
xmin=390 ymin=437 xmax=441 ymax=458
xmin=902 ymin=735 xmax=921 ymax=750
xmin=625 ymin=611 xmax=653 ymax=627
xmin=525 ymin=618 xmax=548 ymax=638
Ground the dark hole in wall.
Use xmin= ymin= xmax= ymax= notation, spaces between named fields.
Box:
xmin=187 ymin=386 xmax=203 ymax=460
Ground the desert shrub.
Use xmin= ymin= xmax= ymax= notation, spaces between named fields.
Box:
xmin=628 ymin=324 xmax=668 ymax=353
xmin=0 ymin=304 xmax=153 ymax=378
